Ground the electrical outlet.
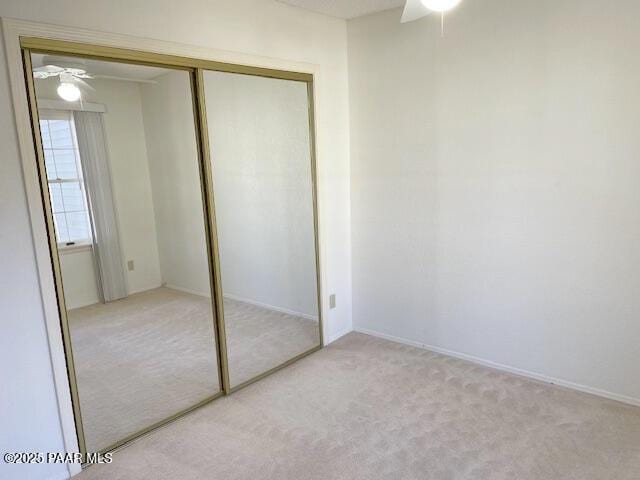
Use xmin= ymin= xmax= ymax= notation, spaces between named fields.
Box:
xmin=127 ymin=260 xmax=135 ymax=271
xmin=329 ymin=294 xmax=336 ymax=309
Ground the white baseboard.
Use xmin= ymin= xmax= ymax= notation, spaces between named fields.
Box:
xmin=163 ymin=285 xmax=319 ymax=322
xmin=223 ymin=293 xmax=319 ymax=322
xmin=324 ymin=326 xmax=353 ymax=345
xmin=354 ymin=327 xmax=640 ymax=408
xmin=128 ymin=283 xmax=164 ymax=296
xmin=164 ymin=283 xmax=210 ymax=299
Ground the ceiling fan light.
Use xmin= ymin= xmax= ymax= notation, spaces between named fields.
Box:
xmin=57 ymin=81 xmax=81 ymax=102
xmin=420 ymin=0 xmax=462 ymax=12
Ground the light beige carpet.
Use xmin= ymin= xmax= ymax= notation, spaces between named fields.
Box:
xmin=76 ymin=332 xmax=640 ymax=480
xmin=68 ymin=287 xmax=319 ymax=452
xmin=224 ymin=296 xmax=320 ymax=387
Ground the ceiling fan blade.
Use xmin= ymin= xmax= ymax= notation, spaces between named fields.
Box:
xmin=33 ymin=71 xmax=56 ymax=79
xmin=33 ymin=64 xmax=64 ymax=73
xmin=401 ymin=0 xmax=432 ymax=23
xmin=32 ymin=64 xmax=66 ymax=79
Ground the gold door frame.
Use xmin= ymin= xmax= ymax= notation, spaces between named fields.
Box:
xmin=20 ymin=37 xmax=324 ymax=457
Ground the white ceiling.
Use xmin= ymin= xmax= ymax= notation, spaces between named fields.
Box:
xmin=277 ymin=0 xmax=405 ymax=19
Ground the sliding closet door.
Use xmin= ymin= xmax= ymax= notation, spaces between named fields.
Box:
xmin=27 ymin=52 xmax=221 ymax=453
xmin=202 ymin=71 xmax=321 ymax=389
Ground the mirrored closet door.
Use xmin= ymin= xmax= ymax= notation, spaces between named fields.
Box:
xmin=22 ymin=37 xmax=323 ymax=457
xmin=27 ymin=52 xmax=221 ymax=453
xmin=202 ymin=71 xmax=322 ymax=389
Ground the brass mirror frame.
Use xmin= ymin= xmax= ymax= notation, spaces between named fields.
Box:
xmin=20 ymin=37 xmax=323 ymax=457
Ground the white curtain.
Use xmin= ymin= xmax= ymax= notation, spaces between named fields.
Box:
xmin=73 ymin=111 xmax=128 ymax=302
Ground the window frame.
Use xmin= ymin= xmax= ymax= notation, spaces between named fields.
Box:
xmin=39 ymin=109 xmax=94 ymax=250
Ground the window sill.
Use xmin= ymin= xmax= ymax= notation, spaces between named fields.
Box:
xmin=58 ymin=243 xmax=93 ymax=254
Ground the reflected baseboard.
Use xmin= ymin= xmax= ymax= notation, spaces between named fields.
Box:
xmin=163 ymin=283 xmax=211 ymax=299
xmin=163 ymin=284 xmax=319 ymax=322
xmin=128 ymin=283 xmax=165 ymax=296
xmin=223 ymin=292 xmax=319 ymax=322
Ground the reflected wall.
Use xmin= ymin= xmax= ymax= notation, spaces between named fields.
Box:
xmin=203 ymin=71 xmax=321 ymax=388
xmin=32 ymin=54 xmax=221 ymax=452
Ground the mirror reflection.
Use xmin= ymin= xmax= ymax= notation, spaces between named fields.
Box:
xmin=32 ymin=54 xmax=220 ymax=452
xmin=203 ymin=71 xmax=321 ymax=388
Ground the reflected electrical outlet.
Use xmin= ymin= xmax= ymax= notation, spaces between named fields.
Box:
xmin=329 ymin=294 xmax=336 ymax=309
xmin=127 ymin=260 xmax=135 ymax=271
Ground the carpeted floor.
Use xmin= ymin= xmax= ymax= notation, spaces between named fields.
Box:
xmin=68 ymin=287 xmax=319 ymax=452
xmin=76 ymin=332 xmax=640 ymax=480
xmin=224 ymin=296 xmax=320 ymax=387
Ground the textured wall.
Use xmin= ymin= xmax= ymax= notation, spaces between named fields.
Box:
xmin=204 ymin=71 xmax=319 ymax=318
xmin=349 ymin=0 xmax=640 ymax=403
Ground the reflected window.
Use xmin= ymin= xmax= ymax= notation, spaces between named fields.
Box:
xmin=40 ymin=110 xmax=92 ymax=246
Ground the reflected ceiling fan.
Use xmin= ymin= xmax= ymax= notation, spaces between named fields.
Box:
xmin=32 ymin=57 xmax=94 ymax=102
xmin=401 ymin=0 xmax=464 ymax=33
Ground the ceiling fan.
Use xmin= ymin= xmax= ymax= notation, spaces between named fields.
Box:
xmin=32 ymin=57 xmax=94 ymax=102
xmin=401 ymin=0 xmax=463 ymax=31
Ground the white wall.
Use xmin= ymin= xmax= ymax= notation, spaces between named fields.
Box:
xmin=140 ymin=70 xmax=212 ymax=298
xmin=58 ymin=248 xmax=100 ymax=309
xmin=349 ymin=0 xmax=640 ymax=403
xmin=204 ymin=71 xmax=319 ymax=318
xmin=0 ymin=2 xmax=350 ymax=479
xmin=0 ymin=39 xmax=69 ymax=480
xmin=34 ymin=76 xmax=163 ymax=303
